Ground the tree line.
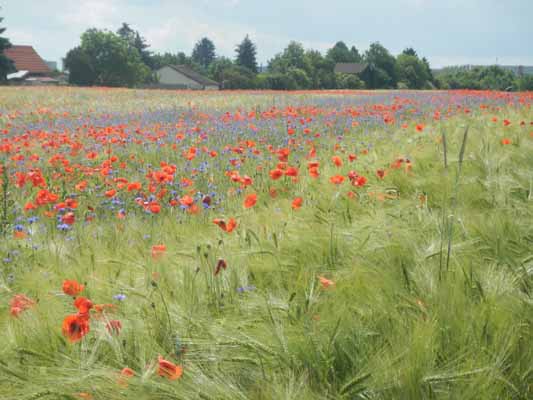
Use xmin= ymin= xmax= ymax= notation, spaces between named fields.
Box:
xmin=1 ymin=17 xmax=532 ymax=91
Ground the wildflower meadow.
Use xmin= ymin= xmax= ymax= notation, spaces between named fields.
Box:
xmin=1 ymin=87 xmax=532 ymax=399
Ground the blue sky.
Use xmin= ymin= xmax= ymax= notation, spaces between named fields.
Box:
xmin=2 ymin=0 xmax=532 ymax=68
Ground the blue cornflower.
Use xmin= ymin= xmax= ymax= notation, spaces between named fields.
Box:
xmin=57 ymin=223 xmax=71 ymax=231
xmin=113 ymin=293 xmax=126 ymax=301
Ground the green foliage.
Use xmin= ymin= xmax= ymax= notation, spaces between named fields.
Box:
xmin=117 ymin=23 xmax=154 ymax=69
xmin=0 ymin=16 xmax=14 ymax=82
xmin=63 ymin=46 xmax=96 ymax=86
xmin=335 ymin=72 xmax=364 ymax=89
xmin=361 ymin=42 xmax=398 ymax=89
xmin=64 ymin=29 xmax=150 ymax=87
xmin=269 ymin=41 xmax=310 ymax=74
xmin=516 ymin=75 xmax=533 ymax=91
xmin=220 ymin=64 xmax=256 ymax=89
xmin=235 ymin=35 xmax=258 ymax=73
xmin=305 ymin=50 xmax=336 ymax=89
xmin=191 ymin=37 xmax=216 ymax=69
xmin=396 ymin=53 xmax=431 ymax=89
xmin=437 ymin=65 xmax=517 ymax=90
xmin=326 ymin=41 xmax=362 ymax=64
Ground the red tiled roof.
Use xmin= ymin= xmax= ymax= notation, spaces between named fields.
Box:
xmin=4 ymin=45 xmax=51 ymax=74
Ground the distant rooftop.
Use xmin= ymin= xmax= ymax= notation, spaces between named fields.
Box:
xmin=167 ymin=65 xmax=219 ymax=86
xmin=334 ymin=63 xmax=368 ymax=74
xmin=4 ymin=45 xmax=51 ymax=75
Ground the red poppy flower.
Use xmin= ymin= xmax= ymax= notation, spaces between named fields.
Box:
xmin=213 ymin=218 xmax=237 ymax=233
xmin=376 ymin=169 xmax=386 ymax=179
xmin=62 ymin=313 xmax=90 ymax=342
xmin=415 ymin=124 xmax=425 ymax=132
xmin=285 ymin=167 xmax=299 ymax=177
xmin=117 ymin=367 xmax=135 ymax=387
xmin=127 ymin=182 xmax=142 ymax=191
xmin=348 ymin=153 xmax=357 ymax=162
xmin=329 ymin=175 xmax=345 ymax=185
xmin=62 ymin=212 xmax=75 ymax=225
xmin=226 ymin=218 xmax=237 ymax=233
xmin=332 ymin=156 xmax=343 ymax=167
xmin=309 ymin=167 xmax=320 ymax=178
xmin=213 ymin=218 xmax=227 ymax=231
xmin=158 ymin=356 xmax=183 ymax=380
xmin=292 ymin=197 xmax=303 ymax=210
xmin=105 ymin=189 xmax=116 ymax=198
xmin=179 ymin=195 xmax=194 ymax=207
xmin=244 ymin=193 xmax=257 ymax=208
xmin=318 ymin=276 xmax=335 ymax=289
xmin=10 ymin=294 xmax=35 ymax=317
xmin=63 ymin=280 xmax=84 ymax=297
xmin=74 ymin=297 xmax=93 ymax=313
xmin=151 ymin=244 xmax=166 ymax=259
xmin=501 ymin=138 xmax=511 ymax=145
xmin=269 ymin=169 xmax=284 ymax=180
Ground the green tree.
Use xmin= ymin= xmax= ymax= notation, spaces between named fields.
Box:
xmin=361 ymin=42 xmax=397 ymax=88
xmin=0 ymin=16 xmax=14 ymax=82
xmin=208 ymin=56 xmax=234 ymax=84
xmin=63 ymin=46 xmax=96 ymax=86
xmin=304 ymin=49 xmax=336 ymax=89
xmin=326 ymin=41 xmax=362 ymax=64
xmin=221 ymin=65 xmax=256 ymax=89
xmin=117 ymin=23 xmax=154 ymax=69
xmin=192 ymin=37 xmax=216 ymax=69
xmin=336 ymin=73 xmax=364 ymax=89
xmin=268 ymin=41 xmax=310 ymax=73
xmin=350 ymin=46 xmax=363 ymax=62
xmin=402 ymin=47 xmax=418 ymax=57
xmin=235 ymin=35 xmax=258 ymax=73
xmin=516 ymin=75 xmax=533 ymax=91
xmin=64 ymin=29 xmax=150 ymax=87
xmin=396 ymin=53 xmax=430 ymax=89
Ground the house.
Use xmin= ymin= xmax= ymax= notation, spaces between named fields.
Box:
xmin=4 ymin=45 xmax=58 ymax=85
xmin=334 ymin=63 xmax=368 ymax=75
xmin=155 ymin=65 xmax=219 ymax=90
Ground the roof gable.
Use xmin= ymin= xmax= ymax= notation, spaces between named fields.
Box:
xmin=4 ymin=45 xmax=51 ymax=75
xmin=167 ymin=65 xmax=219 ymax=86
xmin=334 ymin=63 xmax=368 ymax=74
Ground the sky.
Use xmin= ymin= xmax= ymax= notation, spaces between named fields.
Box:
xmin=2 ymin=0 xmax=532 ymax=69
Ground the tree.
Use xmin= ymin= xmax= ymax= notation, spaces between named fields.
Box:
xmin=117 ymin=23 xmax=154 ymax=69
xmin=396 ymin=53 xmax=430 ymax=89
xmin=361 ymin=42 xmax=397 ymax=89
xmin=235 ymin=35 xmax=258 ymax=73
xmin=516 ymin=75 xmax=533 ymax=91
xmin=350 ymin=46 xmax=363 ymax=63
xmin=402 ymin=47 xmax=418 ymax=57
xmin=152 ymin=51 xmax=191 ymax=70
xmin=192 ymin=37 xmax=216 ymax=69
xmin=221 ymin=65 xmax=256 ymax=89
xmin=207 ymin=56 xmax=234 ymax=84
xmin=64 ymin=29 xmax=150 ymax=87
xmin=305 ymin=49 xmax=336 ymax=89
xmin=0 ymin=16 xmax=14 ymax=82
xmin=336 ymin=73 xmax=364 ymax=89
xmin=268 ymin=41 xmax=310 ymax=75
xmin=436 ymin=65 xmax=516 ymax=90
xmin=63 ymin=46 xmax=96 ymax=86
